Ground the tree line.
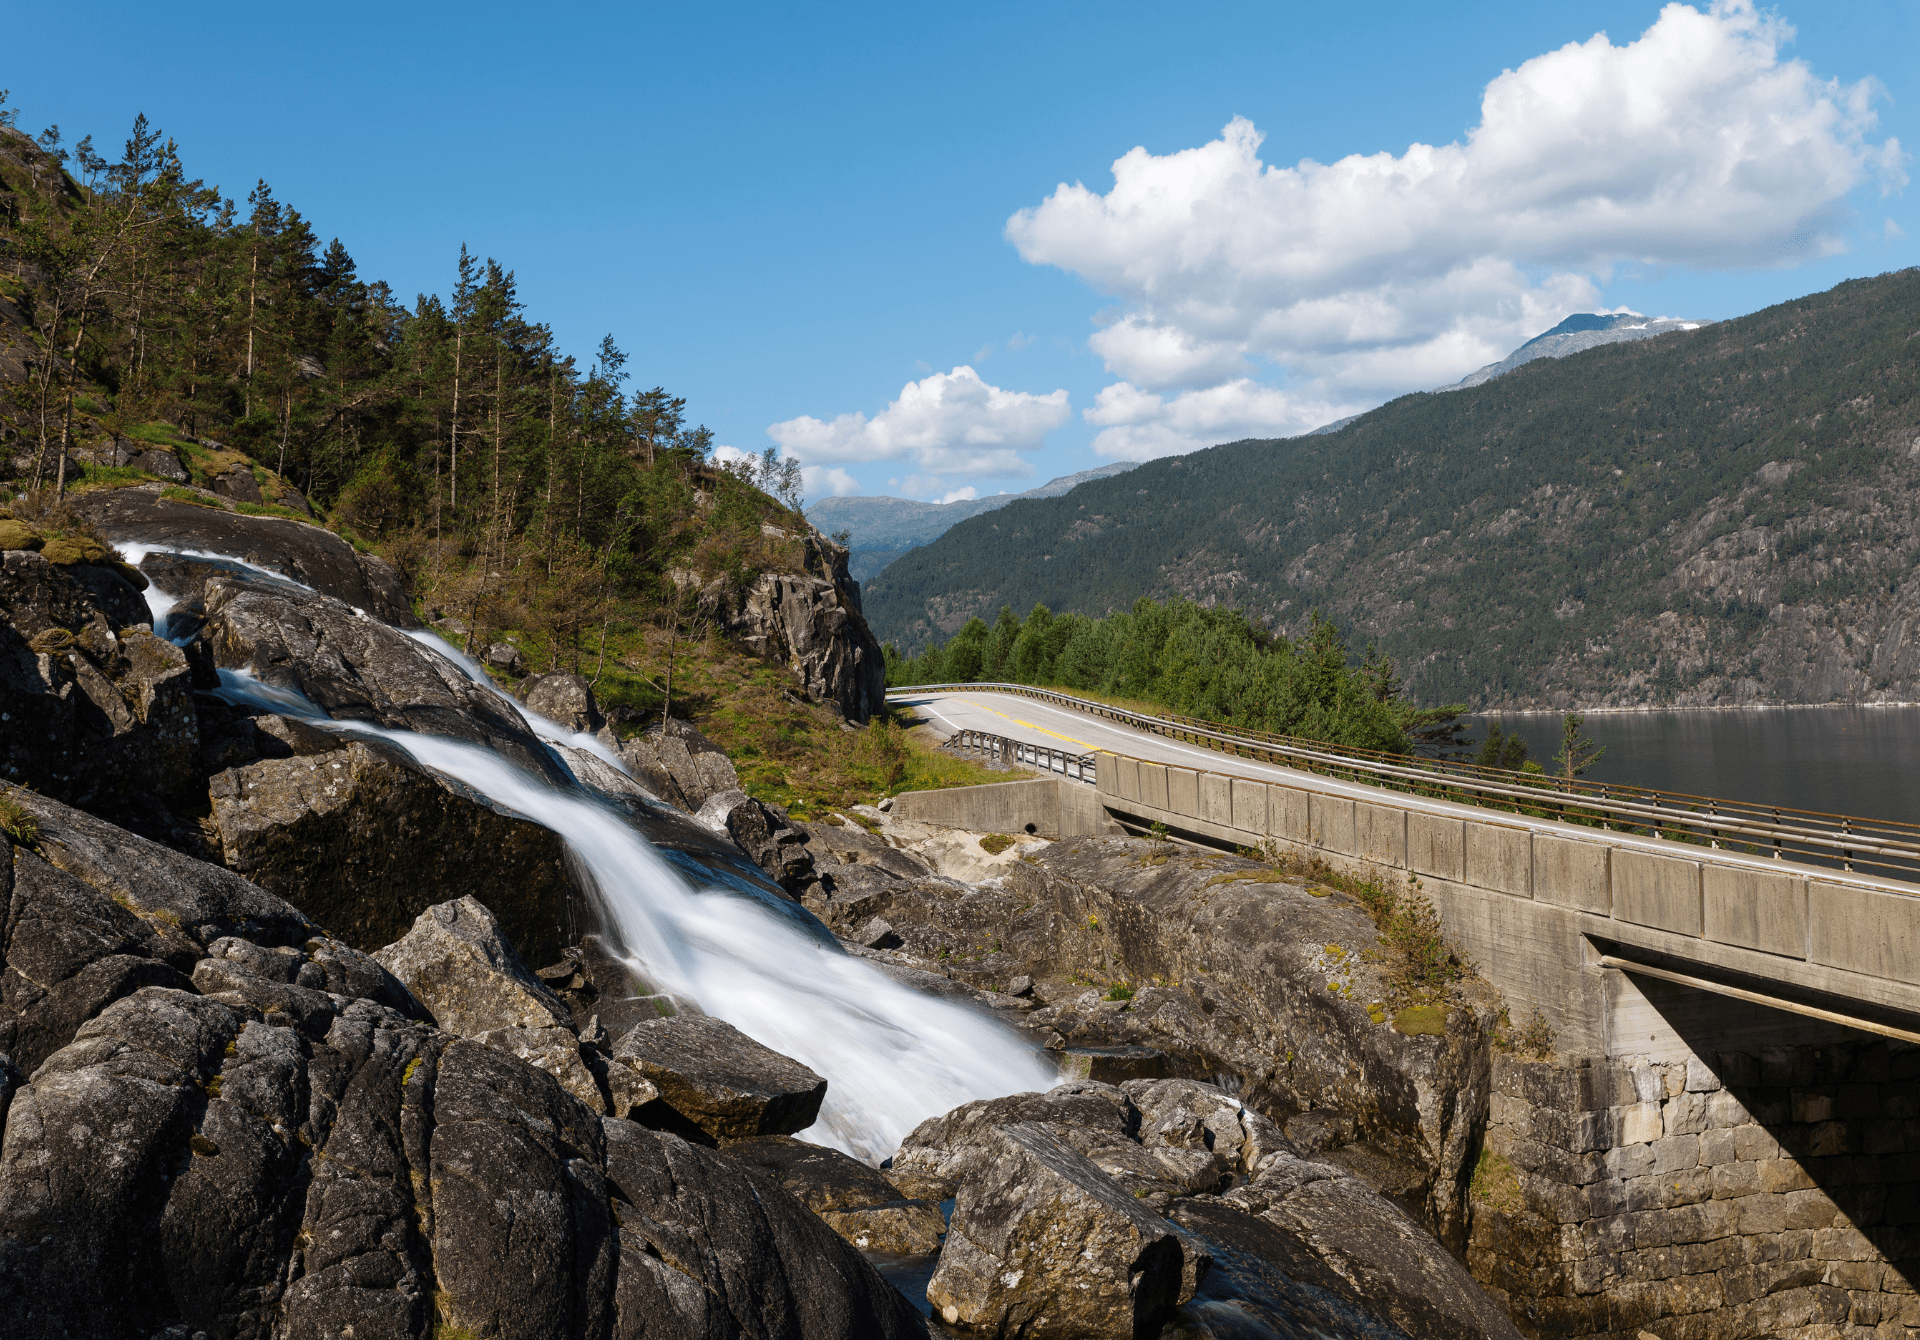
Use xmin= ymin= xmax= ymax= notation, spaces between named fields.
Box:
xmin=884 ymin=596 xmax=1465 ymax=755
xmin=0 ymin=94 xmax=805 ymax=667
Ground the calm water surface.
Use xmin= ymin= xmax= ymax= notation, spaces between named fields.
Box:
xmin=1478 ymin=707 xmax=1920 ymax=828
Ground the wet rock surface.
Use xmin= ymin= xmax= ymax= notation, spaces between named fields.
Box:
xmin=144 ymin=551 xmax=563 ymax=780
xmin=75 ymin=484 xmax=414 ymax=625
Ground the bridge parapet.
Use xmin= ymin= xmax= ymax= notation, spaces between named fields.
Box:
xmin=1094 ymin=751 xmax=1920 ymax=1056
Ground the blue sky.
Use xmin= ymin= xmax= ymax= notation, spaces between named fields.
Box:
xmin=6 ymin=1 xmax=1915 ymax=504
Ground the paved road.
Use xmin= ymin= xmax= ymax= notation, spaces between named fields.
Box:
xmin=887 ymin=687 xmax=1338 ymax=794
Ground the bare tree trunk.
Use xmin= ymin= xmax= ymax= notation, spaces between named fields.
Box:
xmin=245 ymin=247 xmax=258 ymax=418
xmin=450 ymin=324 xmax=463 ymax=512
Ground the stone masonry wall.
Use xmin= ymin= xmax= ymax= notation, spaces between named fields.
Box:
xmin=1468 ymin=1044 xmax=1920 ymax=1339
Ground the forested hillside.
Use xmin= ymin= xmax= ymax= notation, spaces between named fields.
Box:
xmin=0 ymin=98 xmax=812 ymax=663
xmin=868 ymin=270 xmax=1920 ymax=710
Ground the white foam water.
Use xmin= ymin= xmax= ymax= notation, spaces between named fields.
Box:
xmin=130 ymin=539 xmax=1054 ymax=1160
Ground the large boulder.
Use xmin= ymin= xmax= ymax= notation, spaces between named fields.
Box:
xmin=1172 ymin=1151 xmax=1526 ymax=1340
xmin=601 ymin=1118 xmax=929 ymax=1339
xmin=0 ymin=789 xmax=932 ymax=1340
xmin=614 ymin=718 xmax=741 ymax=812
xmin=371 ymin=898 xmax=603 ymax=1111
xmin=926 ymin=1121 xmax=1194 ymax=1340
xmin=516 ymin=671 xmax=604 ymax=733
xmin=610 ymin=1013 xmax=827 ymax=1142
xmin=372 ymin=896 xmax=572 ymax=1037
xmin=0 ymin=547 xmax=198 ymax=808
xmin=696 ymin=789 xmax=817 ymax=891
xmin=892 ymin=1081 xmax=1243 ymax=1211
xmin=208 ymin=737 xmax=588 ymax=967
xmin=73 ymin=483 xmax=415 ymax=625
xmin=727 ymin=1134 xmax=947 ymax=1254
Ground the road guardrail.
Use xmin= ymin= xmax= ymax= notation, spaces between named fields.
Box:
xmin=888 ymin=681 xmax=1920 ymax=882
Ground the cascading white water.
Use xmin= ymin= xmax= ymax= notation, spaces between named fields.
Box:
xmin=137 ymin=550 xmax=1054 ymax=1159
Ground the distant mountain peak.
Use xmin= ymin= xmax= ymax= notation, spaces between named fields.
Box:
xmin=1440 ymin=311 xmax=1708 ymax=392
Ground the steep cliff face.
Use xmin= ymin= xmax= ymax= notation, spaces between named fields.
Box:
xmin=710 ymin=530 xmax=887 ymax=723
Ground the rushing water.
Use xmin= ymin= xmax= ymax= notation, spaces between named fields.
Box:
xmin=136 ymin=551 xmax=1053 ymax=1161
xmin=1477 ymin=706 xmax=1920 ymax=827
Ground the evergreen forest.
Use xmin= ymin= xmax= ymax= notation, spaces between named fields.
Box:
xmin=885 ymin=597 xmax=1463 ymax=755
xmin=0 ymin=97 xmax=807 ymax=667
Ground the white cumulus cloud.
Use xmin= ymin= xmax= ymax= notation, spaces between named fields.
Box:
xmin=1007 ymin=0 xmax=1906 ymax=458
xmin=767 ymin=365 xmax=1072 ymax=480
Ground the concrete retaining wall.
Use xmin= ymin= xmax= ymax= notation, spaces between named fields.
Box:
xmin=889 ymin=776 xmax=1124 ymax=839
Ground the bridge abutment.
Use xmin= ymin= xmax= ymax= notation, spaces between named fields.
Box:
xmin=1473 ymin=1036 xmax=1920 ymax=1338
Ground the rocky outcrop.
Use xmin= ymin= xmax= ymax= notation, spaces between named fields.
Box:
xmin=0 ymin=546 xmax=198 ymax=809
xmin=610 ymin=1014 xmax=827 ymax=1142
xmin=709 ymin=532 xmax=885 ymax=723
xmin=208 ymin=736 xmax=587 ymax=965
xmin=75 ymin=483 xmax=412 ymax=624
xmin=0 ymin=790 xmax=929 ymax=1340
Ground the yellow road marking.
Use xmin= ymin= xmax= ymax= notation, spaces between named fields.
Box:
xmin=958 ymin=696 xmax=1098 ymax=751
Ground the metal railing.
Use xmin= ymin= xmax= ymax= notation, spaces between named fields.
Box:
xmin=889 ymin=681 xmax=1920 ymax=884
xmin=939 ymin=727 xmax=1098 ymax=785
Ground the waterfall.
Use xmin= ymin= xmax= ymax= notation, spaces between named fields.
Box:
xmin=136 ymin=548 xmax=1053 ymax=1160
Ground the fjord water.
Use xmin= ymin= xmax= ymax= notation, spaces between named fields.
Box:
xmin=138 ymin=554 xmax=1053 ymax=1161
xmin=1483 ymin=706 xmax=1920 ymax=827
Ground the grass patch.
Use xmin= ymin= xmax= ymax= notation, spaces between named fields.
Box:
xmin=73 ymin=464 xmax=161 ymax=491
xmin=1392 ymin=1003 xmax=1447 ymax=1036
xmin=161 ymin=485 xmax=229 ymax=510
xmin=1470 ymin=1149 xmax=1526 ymax=1214
xmin=1105 ymin=982 xmax=1135 ymax=1001
xmin=0 ymin=790 xmax=40 ymax=847
xmin=979 ymin=833 xmax=1016 ymax=855
xmin=233 ymin=501 xmax=319 ymax=524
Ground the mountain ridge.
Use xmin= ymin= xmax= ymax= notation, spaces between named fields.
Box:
xmin=811 ymin=462 xmax=1136 ymax=580
xmin=865 ymin=269 xmax=1920 ymax=711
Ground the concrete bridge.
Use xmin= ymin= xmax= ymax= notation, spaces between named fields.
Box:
xmin=891 ymin=687 xmax=1920 ymax=1336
